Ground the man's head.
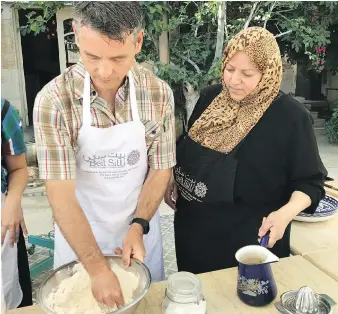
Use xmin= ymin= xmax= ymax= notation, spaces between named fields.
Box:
xmin=73 ymin=2 xmax=144 ymax=90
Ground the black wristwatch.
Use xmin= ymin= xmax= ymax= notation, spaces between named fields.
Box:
xmin=130 ymin=218 xmax=150 ymax=235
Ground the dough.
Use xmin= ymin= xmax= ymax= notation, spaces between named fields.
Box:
xmin=46 ymin=261 xmax=140 ymax=314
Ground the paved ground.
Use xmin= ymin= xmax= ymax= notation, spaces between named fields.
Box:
xmin=22 ymin=128 xmax=337 ymax=303
xmin=315 ymin=130 xmax=338 ymax=180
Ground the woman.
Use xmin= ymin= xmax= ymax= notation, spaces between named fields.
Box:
xmin=1 ymin=98 xmax=33 ymax=309
xmin=165 ymin=27 xmax=327 ymax=274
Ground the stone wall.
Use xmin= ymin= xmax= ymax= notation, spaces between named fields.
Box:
xmin=1 ymin=3 xmax=27 ymax=125
xmin=280 ymin=58 xmax=297 ymax=95
xmin=323 ymin=72 xmax=338 ymax=103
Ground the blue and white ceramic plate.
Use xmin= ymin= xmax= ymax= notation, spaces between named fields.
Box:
xmin=293 ymin=195 xmax=338 ymax=222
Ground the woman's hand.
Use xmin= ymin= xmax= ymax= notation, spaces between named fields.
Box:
xmin=1 ymin=195 xmax=27 ymax=247
xmin=258 ymin=208 xmax=291 ymax=248
xmin=164 ymin=178 xmax=178 ymax=210
xmin=258 ymin=191 xmax=312 ymax=248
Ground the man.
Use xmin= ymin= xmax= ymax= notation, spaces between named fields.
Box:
xmin=33 ymin=2 xmax=175 ymax=308
xmin=1 ymin=98 xmax=33 ymax=309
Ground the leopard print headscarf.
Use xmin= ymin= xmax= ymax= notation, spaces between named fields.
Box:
xmin=189 ymin=27 xmax=283 ymax=153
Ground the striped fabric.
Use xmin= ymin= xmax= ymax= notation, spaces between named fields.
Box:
xmin=33 ymin=61 xmax=176 ymax=180
xmin=1 ymin=98 xmax=27 ymax=193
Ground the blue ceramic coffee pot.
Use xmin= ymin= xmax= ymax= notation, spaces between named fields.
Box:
xmin=235 ymin=234 xmax=279 ymax=306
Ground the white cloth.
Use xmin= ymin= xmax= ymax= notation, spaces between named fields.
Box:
xmin=1 ymin=193 xmax=23 ymax=310
xmin=54 ymin=71 xmax=164 ymax=281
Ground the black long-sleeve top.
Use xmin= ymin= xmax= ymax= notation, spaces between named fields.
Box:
xmin=185 ymin=84 xmax=327 ymax=214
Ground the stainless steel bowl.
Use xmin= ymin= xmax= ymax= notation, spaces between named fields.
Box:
xmin=37 ymin=255 xmax=151 ymax=314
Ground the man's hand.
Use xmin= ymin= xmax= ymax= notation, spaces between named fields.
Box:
xmin=115 ymin=168 xmax=171 ymax=266
xmin=114 ymin=224 xmax=145 ymax=267
xmin=1 ymin=196 xmax=27 ymax=246
xmin=91 ymin=268 xmax=125 ymax=308
xmin=47 ymin=180 xmax=125 ymax=308
xmin=164 ymin=178 xmax=178 ymax=210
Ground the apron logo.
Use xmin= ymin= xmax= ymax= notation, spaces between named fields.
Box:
xmin=107 ymin=153 xmax=126 ymax=168
xmin=174 ymin=167 xmax=208 ymax=199
xmin=127 ymin=150 xmax=141 ymax=166
xmin=194 ymin=182 xmax=208 ymax=198
xmin=83 ymin=153 xmax=126 ymax=168
xmin=175 ymin=167 xmax=195 ymax=192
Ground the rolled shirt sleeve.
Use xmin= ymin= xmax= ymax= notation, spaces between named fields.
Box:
xmin=33 ymin=92 xmax=77 ymax=180
xmin=147 ymin=84 xmax=176 ymax=170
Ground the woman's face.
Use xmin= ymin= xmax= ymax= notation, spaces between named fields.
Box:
xmin=223 ymin=51 xmax=262 ymax=101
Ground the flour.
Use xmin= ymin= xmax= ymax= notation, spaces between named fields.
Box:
xmin=45 ymin=261 xmax=140 ymax=314
xmin=163 ymin=298 xmax=207 ymax=314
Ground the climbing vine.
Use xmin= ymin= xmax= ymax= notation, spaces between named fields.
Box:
xmin=12 ymin=1 xmax=64 ymax=35
xmin=12 ymin=1 xmax=338 ymax=87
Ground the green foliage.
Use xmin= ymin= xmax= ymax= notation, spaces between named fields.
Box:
xmin=14 ymin=1 xmax=338 ymax=89
xmin=138 ymin=1 xmax=338 ymax=88
xmin=273 ymin=1 xmax=338 ymax=73
xmin=12 ymin=1 xmax=64 ymax=36
xmin=325 ymin=106 xmax=338 ymax=144
xmin=154 ymin=62 xmax=190 ymax=88
xmin=138 ymin=1 xmax=222 ymax=88
xmin=138 ymin=1 xmax=169 ymax=62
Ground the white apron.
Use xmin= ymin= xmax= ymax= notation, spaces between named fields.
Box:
xmin=54 ymin=71 xmax=164 ymax=281
xmin=1 ymin=193 xmax=23 ymax=310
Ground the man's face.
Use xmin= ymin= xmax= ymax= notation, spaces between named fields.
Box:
xmin=74 ymin=24 xmax=144 ymax=90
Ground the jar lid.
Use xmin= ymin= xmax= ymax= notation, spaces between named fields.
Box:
xmin=166 ymin=272 xmax=204 ymax=304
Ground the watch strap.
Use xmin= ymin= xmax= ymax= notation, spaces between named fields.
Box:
xmin=130 ymin=218 xmax=150 ymax=234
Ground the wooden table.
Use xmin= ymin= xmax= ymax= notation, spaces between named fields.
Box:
xmin=303 ymin=248 xmax=338 ymax=282
xmin=9 ymin=256 xmax=338 ymax=314
xmin=325 ymin=180 xmax=338 ymax=199
xmin=291 ymin=211 xmax=338 ymax=255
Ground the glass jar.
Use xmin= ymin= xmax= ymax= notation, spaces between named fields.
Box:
xmin=162 ymin=272 xmax=206 ymax=314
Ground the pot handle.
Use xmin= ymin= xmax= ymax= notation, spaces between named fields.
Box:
xmin=260 ymin=232 xmax=270 ymax=248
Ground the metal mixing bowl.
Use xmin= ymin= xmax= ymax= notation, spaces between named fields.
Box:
xmin=37 ymin=255 xmax=151 ymax=314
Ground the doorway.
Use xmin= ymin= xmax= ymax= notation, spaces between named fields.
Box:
xmin=19 ymin=9 xmax=60 ymax=126
xmin=295 ymin=64 xmax=324 ymax=101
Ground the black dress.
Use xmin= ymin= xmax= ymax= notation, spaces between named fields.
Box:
xmin=17 ymin=227 xmax=33 ymax=307
xmin=174 ymin=84 xmax=327 ymax=274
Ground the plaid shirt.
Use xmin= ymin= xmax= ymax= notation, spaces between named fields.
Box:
xmin=1 ymin=98 xmax=27 ymax=193
xmin=33 ymin=61 xmax=176 ymax=180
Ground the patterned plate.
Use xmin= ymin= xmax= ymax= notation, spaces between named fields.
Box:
xmin=293 ymin=195 xmax=338 ymax=223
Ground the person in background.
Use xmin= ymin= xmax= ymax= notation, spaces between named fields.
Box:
xmin=33 ymin=2 xmax=175 ymax=308
xmin=165 ymin=27 xmax=327 ymax=274
xmin=1 ymin=98 xmax=32 ymax=309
